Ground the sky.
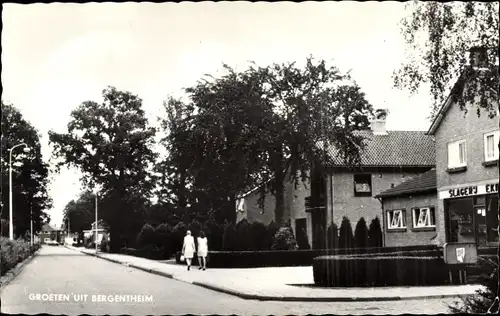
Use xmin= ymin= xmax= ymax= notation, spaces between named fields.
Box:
xmin=2 ymin=2 xmax=432 ymax=227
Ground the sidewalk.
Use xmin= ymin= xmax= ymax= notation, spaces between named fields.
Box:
xmin=66 ymin=245 xmax=483 ymax=302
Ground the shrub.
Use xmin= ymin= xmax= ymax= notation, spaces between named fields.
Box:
xmin=171 ymin=221 xmax=187 ymax=253
xmin=271 ymin=227 xmax=298 ymax=250
xmin=449 ymin=255 xmax=499 ymax=313
xmin=326 ymin=222 xmax=338 ymax=250
xmin=236 ymin=219 xmax=253 ymax=250
xmin=313 ymin=224 xmax=326 ymax=249
xmin=368 ymin=217 xmax=383 ymax=247
xmin=205 ymin=220 xmax=223 ymax=251
xmin=354 ymin=217 xmax=369 ymax=248
xmin=338 ymin=217 xmax=355 ymax=249
xmin=100 ymin=239 xmax=110 ymax=252
xmin=1 ymin=219 xmax=9 ymax=237
xmin=297 ymin=227 xmax=311 ymax=250
xmin=155 ymin=223 xmax=173 ymax=259
xmin=222 ymin=222 xmax=238 ymax=251
xmin=266 ymin=221 xmax=279 ymax=249
xmin=1 ymin=237 xmax=38 ymax=276
xmin=313 ymin=254 xmax=448 ymax=287
xmin=250 ymin=221 xmax=268 ymax=250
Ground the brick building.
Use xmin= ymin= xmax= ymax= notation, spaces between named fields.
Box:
xmin=427 ymin=49 xmax=499 ymax=247
xmin=376 ymin=169 xmax=438 ymax=247
xmin=237 ymin=115 xmax=436 ymax=248
xmin=376 ymin=47 xmax=499 ymax=248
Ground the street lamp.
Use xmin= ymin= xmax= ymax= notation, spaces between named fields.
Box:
xmin=93 ymin=186 xmax=100 ymax=254
xmin=8 ymin=143 xmax=30 ymax=240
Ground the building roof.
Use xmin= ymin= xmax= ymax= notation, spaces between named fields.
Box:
xmin=41 ymin=223 xmax=59 ymax=232
xmin=427 ymin=64 xmax=499 ymax=135
xmin=375 ymin=168 xmax=437 ymax=198
xmin=326 ymin=130 xmax=436 ymax=168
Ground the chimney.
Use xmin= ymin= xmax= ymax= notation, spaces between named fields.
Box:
xmin=469 ymin=46 xmax=489 ymax=69
xmin=370 ymin=109 xmax=388 ymax=135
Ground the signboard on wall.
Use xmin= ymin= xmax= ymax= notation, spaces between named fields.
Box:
xmin=439 ymin=182 xmax=499 ymax=199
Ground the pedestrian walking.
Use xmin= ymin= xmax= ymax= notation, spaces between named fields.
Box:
xmin=182 ymin=230 xmax=196 ymax=271
xmin=197 ymin=231 xmax=208 ymax=270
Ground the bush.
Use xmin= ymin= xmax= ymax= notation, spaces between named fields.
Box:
xmin=155 ymin=223 xmax=173 ymax=259
xmin=271 ymin=227 xmax=298 ymax=250
xmin=339 ymin=217 xmax=355 ymax=249
xmin=1 ymin=219 xmax=9 ymax=237
xmin=171 ymin=221 xmax=187 ymax=253
xmin=368 ymin=217 xmax=383 ymax=248
xmin=100 ymin=239 xmax=110 ymax=252
xmin=312 ymin=224 xmax=326 ymax=249
xmin=236 ymin=219 xmax=253 ymax=250
xmin=297 ymin=227 xmax=311 ymax=250
xmin=313 ymin=254 xmax=448 ymax=287
xmin=250 ymin=221 xmax=268 ymax=250
xmin=266 ymin=221 xmax=279 ymax=249
xmin=222 ymin=222 xmax=238 ymax=251
xmin=205 ymin=220 xmax=223 ymax=251
xmin=1 ymin=237 xmax=39 ymax=276
xmin=136 ymin=223 xmax=156 ymax=247
xmin=449 ymin=255 xmax=499 ymax=313
xmin=172 ymin=244 xmax=442 ymax=268
xmin=326 ymin=223 xmax=338 ymax=250
xmin=354 ymin=217 xmax=369 ymax=248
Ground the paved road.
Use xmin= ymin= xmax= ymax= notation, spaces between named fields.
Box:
xmin=1 ymin=246 xmax=462 ymax=315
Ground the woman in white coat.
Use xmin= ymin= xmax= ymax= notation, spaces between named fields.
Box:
xmin=197 ymin=231 xmax=208 ymax=270
xmin=182 ymin=230 xmax=196 ymax=270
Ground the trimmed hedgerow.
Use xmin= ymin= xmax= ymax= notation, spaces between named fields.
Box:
xmin=313 ymin=254 xmax=449 ymax=287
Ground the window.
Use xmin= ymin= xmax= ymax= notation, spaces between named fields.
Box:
xmin=387 ymin=209 xmax=406 ymax=229
xmin=412 ymin=207 xmax=436 ymax=228
xmin=447 ymin=140 xmax=467 ymax=168
xmin=484 ymin=130 xmax=499 ymax=162
xmin=354 ymin=174 xmax=372 ymax=196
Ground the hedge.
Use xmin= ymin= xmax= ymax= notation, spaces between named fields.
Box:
xmin=1 ymin=237 xmax=41 ymax=276
xmin=120 ymin=245 xmax=164 ymax=260
xmin=313 ymin=254 xmax=449 ymax=287
xmin=173 ymin=244 xmax=442 ymax=268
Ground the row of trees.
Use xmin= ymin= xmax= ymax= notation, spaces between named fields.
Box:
xmin=54 ymin=58 xmax=376 ymax=253
xmin=1 ymin=102 xmax=52 ymax=238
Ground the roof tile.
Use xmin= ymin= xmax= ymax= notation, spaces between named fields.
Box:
xmin=327 ymin=130 xmax=436 ymax=167
xmin=376 ymin=168 xmax=437 ymax=198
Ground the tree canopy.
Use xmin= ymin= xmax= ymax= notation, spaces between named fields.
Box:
xmin=49 ymin=86 xmax=157 ymax=251
xmin=394 ymin=2 xmax=499 ymax=119
xmin=160 ymin=57 xmax=374 ymax=226
xmin=1 ymin=101 xmax=52 ymax=237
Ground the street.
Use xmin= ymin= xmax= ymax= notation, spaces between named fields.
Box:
xmin=1 ymin=246 xmax=462 ymax=315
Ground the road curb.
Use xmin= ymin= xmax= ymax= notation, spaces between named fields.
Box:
xmin=62 ymin=246 xmax=479 ymax=302
xmin=0 ymin=249 xmax=40 ymax=294
xmin=190 ymin=282 xmax=473 ymax=302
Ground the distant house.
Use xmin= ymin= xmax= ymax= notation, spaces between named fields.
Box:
xmin=83 ymin=219 xmax=109 ymax=246
xmin=237 ymin=114 xmax=436 ymax=249
xmin=39 ymin=223 xmax=63 ymax=244
xmin=376 ymin=168 xmax=438 ymax=247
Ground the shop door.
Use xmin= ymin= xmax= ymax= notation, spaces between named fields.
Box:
xmin=474 ymin=206 xmax=487 ymax=246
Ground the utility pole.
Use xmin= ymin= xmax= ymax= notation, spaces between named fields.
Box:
xmin=30 ymin=205 xmax=33 ymax=246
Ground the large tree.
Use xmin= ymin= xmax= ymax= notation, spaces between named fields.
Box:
xmin=160 ymin=58 xmax=373 ymax=227
xmin=1 ymin=101 xmax=52 ymax=238
xmin=250 ymin=58 xmax=373 ymax=226
xmin=49 ymin=86 xmax=157 ymax=252
xmin=158 ymin=66 xmax=273 ymax=224
xmin=393 ymin=2 xmax=499 ymax=119
xmin=62 ymin=191 xmax=95 ymax=236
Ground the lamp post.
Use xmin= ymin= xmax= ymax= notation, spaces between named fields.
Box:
xmin=8 ymin=143 xmax=30 ymax=240
xmin=30 ymin=205 xmax=33 ymax=246
xmin=94 ymin=187 xmax=99 ymax=254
